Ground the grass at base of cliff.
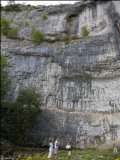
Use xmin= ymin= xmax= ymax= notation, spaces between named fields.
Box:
xmin=13 ymin=148 xmax=120 ymax=160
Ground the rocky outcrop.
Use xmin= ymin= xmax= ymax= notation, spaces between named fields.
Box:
xmin=1 ymin=0 xmax=120 ymax=148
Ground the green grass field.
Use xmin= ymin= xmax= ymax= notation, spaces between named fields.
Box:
xmin=15 ymin=148 xmax=120 ymax=160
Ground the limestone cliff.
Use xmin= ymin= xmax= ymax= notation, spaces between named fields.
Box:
xmin=1 ymin=1 xmax=120 ymax=148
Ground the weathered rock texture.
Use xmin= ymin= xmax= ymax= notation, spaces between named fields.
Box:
xmin=1 ymin=1 xmax=120 ymax=148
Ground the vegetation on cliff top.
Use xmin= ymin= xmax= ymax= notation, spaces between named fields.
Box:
xmin=2 ymin=1 xmax=33 ymax=12
xmin=3 ymin=3 xmax=22 ymax=12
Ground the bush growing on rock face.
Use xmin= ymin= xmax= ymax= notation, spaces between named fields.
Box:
xmin=65 ymin=15 xmax=72 ymax=22
xmin=81 ymin=26 xmax=89 ymax=38
xmin=7 ymin=28 xmax=18 ymax=39
xmin=23 ymin=20 xmax=30 ymax=27
xmin=0 ymin=55 xmax=11 ymax=99
xmin=1 ymin=17 xmax=19 ymax=39
xmin=65 ymin=14 xmax=77 ymax=22
xmin=1 ymin=18 xmax=11 ymax=36
xmin=31 ymin=29 xmax=44 ymax=45
xmin=41 ymin=14 xmax=48 ymax=21
xmin=62 ymin=35 xmax=79 ymax=43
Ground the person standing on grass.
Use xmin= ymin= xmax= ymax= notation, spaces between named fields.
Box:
xmin=66 ymin=141 xmax=72 ymax=160
xmin=54 ymin=138 xmax=59 ymax=160
xmin=113 ymin=143 xmax=118 ymax=154
xmin=48 ymin=140 xmax=54 ymax=160
xmin=113 ymin=143 xmax=119 ymax=160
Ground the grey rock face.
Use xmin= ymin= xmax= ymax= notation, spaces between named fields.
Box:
xmin=1 ymin=1 xmax=120 ymax=148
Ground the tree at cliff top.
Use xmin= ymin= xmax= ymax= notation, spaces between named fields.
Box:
xmin=9 ymin=0 xmax=15 ymax=3
xmin=3 ymin=1 xmax=22 ymax=12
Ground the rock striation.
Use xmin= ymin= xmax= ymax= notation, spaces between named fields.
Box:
xmin=1 ymin=0 xmax=120 ymax=148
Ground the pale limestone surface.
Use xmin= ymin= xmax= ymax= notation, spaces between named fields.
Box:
xmin=1 ymin=0 xmax=120 ymax=148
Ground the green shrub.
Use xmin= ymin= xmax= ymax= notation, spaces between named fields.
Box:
xmin=0 ymin=55 xmax=11 ymax=99
xmin=1 ymin=18 xmax=11 ymax=36
xmin=65 ymin=14 xmax=77 ymax=22
xmin=65 ymin=10 xmax=81 ymax=22
xmin=31 ymin=29 xmax=44 ymax=45
xmin=81 ymin=26 xmax=89 ymax=38
xmin=1 ymin=86 xmax=42 ymax=145
xmin=41 ymin=14 xmax=48 ymax=21
xmin=1 ymin=18 xmax=19 ymax=39
xmin=16 ymin=86 xmax=42 ymax=108
xmin=3 ymin=3 xmax=22 ymax=12
xmin=7 ymin=28 xmax=18 ymax=39
xmin=65 ymin=15 xmax=72 ymax=22
xmin=23 ymin=20 xmax=30 ymax=27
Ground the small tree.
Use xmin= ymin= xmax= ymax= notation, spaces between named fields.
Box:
xmin=1 ymin=55 xmax=11 ymax=140
xmin=0 ymin=55 xmax=11 ymax=99
xmin=1 ymin=86 xmax=42 ymax=145
xmin=16 ymin=86 xmax=42 ymax=109
xmin=3 ymin=1 xmax=22 ymax=12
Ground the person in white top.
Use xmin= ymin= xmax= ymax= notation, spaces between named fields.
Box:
xmin=54 ymin=138 xmax=59 ymax=160
xmin=66 ymin=141 xmax=72 ymax=160
xmin=48 ymin=140 xmax=54 ymax=159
